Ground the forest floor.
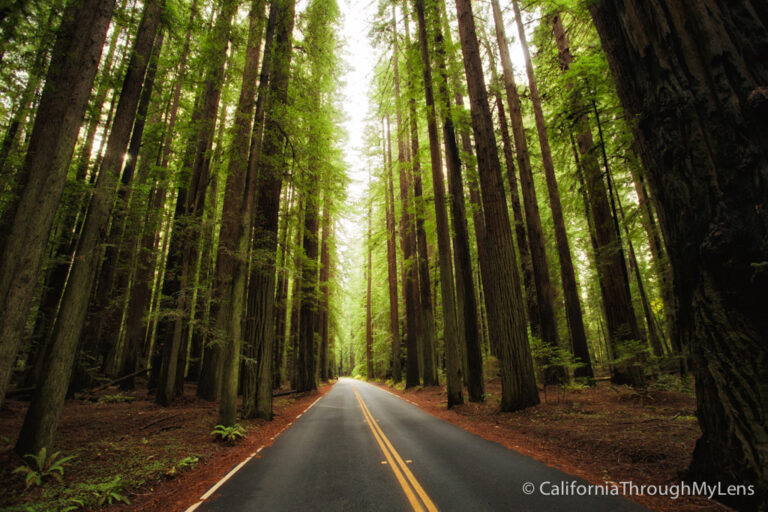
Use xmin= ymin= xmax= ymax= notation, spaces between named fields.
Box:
xmin=377 ymin=378 xmax=731 ymax=512
xmin=0 ymin=380 xmax=333 ymax=512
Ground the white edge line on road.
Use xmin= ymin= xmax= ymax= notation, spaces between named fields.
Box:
xmin=373 ymin=383 xmax=420 ymax=406
xmin=184 ymin=501 xmax=202 ymax=512
xmin=183 ymin=392 xmax=328 ymax=512
xmin=303 ymin=396 xmax=322 ymax=413
xmin=199 ymin=455 xmax=253 ymax=499
xmin=184 ymin=454 xmax=256 ymax=512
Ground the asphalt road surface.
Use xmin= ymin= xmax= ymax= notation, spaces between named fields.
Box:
xmin=194 ymin=378 xmax=648 ymax=511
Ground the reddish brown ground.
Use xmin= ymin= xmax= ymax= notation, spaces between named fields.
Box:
xmin=0 ymin=381 xmax=332 ymax=512
xmin=376 ymin=379 xmax=731 ymax=512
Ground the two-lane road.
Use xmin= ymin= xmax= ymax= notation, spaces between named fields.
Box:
xmin=193 ymin=378 xmax=647 ymax=511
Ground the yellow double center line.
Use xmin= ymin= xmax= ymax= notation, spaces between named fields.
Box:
xmin=351 ymin=385 xmax=438 ymax=512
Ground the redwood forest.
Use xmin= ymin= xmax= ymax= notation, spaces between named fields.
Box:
xmin=0 ymin=0 xmax=765 ymax=511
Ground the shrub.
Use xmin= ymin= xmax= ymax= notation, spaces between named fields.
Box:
xmin=97 ymin=394 xmax=137 ymax=404
xmin=75 ymin=475 xmax=130 ymax=506
xmin=211 ymin=424 xmax=246 ymax=443
xmin=13 ymin=448 xmax=76 ymax=490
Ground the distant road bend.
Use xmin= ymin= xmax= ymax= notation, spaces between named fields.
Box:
xmin=193 ymin=378 xmax=647 ymax=511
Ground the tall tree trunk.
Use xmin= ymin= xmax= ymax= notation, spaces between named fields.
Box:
xmin=383 ymin=117 xmax=401 ymax=383
xmin=489 ymin=0 xmax=563 ymax=384
xmin=548 ymin=13 xmax=617 ymax=381
xmin=295 ymin=0 xmax=337 ymax=388
xmin=413 ymin=0 xmax=462 ymax=406
xmin=626 ymin=161 xmax=678 ymax=360
xmin=295 ymin=175 xmax=321 ymax=392
xmin=14 ymin=0 xmax=161 ymax=455
xmin=250 ymin=0 xmax=296 ymax=420
xmin=552 ymin=12 xmax=640 ymax=382
xmin=593 ymin=102 xmax=645 ymax=385
xmin=272 ymin=184 xmax=295 ymax=389
xmin=365 ymin=185 xmax=374 ymax=379
xmin=485 ymin=44 xmax=540 ymax=344
xmin=0 ymin=0 xmax=116 ymax=409
xmin=443 ymin=42 xmax=496 ymax=365
xmin=318 ymin=197 xmax=331 ymax=382
xmin=156 ymin=0 xmax=238 ymax=406
xmin=286 ymin=201 xmax=304 ymax=391
xmin=454 ymin=0 xmax=539 ymax=411
xmin=404 ymin=4 xmax=439 ymax=386
xmin=21 ymin=12 xmax=126 ymax=387
xmin=392 ymin=2 xmax=423 ymax=388
xmin=215 ymin=0 xmax=265 ymax=427
xmin=120 ymin=0 xmax=199 ymax=386
xmin=429 ymin=0 xmax=483 ymax=402
xmin=513 ymin=0 xmax=589 ymax=384
xmin=590 ymin=2 xmax=768 ymax=506
xmin=91 ymin=32 xmax=165 ymax=376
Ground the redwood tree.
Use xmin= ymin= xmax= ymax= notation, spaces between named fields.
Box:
xmin=15 ymin=0 xmax=162 ymax=455
xmin=454 ymin=0 xmax=539 ymax=411
xmin=590 ymin=1 xmax=768 ymax=506
xmin=0 ymin=0 xmax=116 ymax=410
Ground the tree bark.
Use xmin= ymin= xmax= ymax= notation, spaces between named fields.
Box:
xmin=295 ymin=171 xmax=321 ymax=392
xmin=592 ymin=101 xmax=645 ymax=385
xmin=414 ymin=0 xmax=463 ymax=407
xmin=514 ymin=0 xmax=588 ymax=385
xmin=14 ymin=0 xmax=161 ymax=455
xmin=488 ymin=63 xmax=540 ymax=343
xmin=428 ymin=0 xmax=483 ymax=402
xmin=383 ymin=117 xmax=402 ymax=383
xmin=0 ymin=0 xmax=116 ymax=410
xmin=156 ymin=0 xmax=237 ymax=407
xmin=489 ymin=0 xmax=563 ymax=384
xmin=250 ymin=0 xmax=296 ymax=420
xmin=454 ymin=0 xmax=539 ymax=411
xmin=393 ymin=2 xmax=424 ymax=388
xmin=216 ymin=0 xmax=265 ymax=426
xmin=318 ymin=197 xmax=331 ymax=382
xmin=404 ymin=4 xmax=439 ymax=386
xmin=589 ymin=1 xmax=768 ymax=506
xmin=365 ymin=186 xmax=374 ymax=379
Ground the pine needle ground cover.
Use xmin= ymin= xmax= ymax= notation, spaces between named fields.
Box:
xmin=0 ymin=381 xmax=333 ymax=511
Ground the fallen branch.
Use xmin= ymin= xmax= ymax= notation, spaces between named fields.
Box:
xmin=272 ymin=389 xmax=297 ymax=398
xmin=140 ymin=413 xmax=183 ymax=431
xmin=79 ymin=368 xmax=150 ymax=398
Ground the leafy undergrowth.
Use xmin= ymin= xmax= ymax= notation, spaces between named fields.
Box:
xmin=0 ymin=380 xmax=333 ymax=512
xmin=378 ymin=378 xmax=731 ymax=512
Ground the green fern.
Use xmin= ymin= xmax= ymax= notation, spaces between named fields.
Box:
xmin=79 ymin=475 xmax=130 ymax=506
xmin=12 ymin=448 xmax=76 ymax=489
xmin=178 ymin=455 xmax=200 ymax=469
xmin=210 ymin=423 xmax=246 ymax=443
xmin=60 ymin=497 xmax=86 ymax=511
